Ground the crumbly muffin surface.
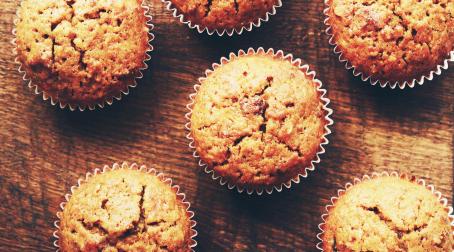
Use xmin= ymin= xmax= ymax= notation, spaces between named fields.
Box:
xmin=170 ymin=0 xmax=279 ymax=31
xmin=327 ymin=0 xmax=454 ymax=83
xmin=59 ymin=169 xmax=192 ymax=252
xmin=16 ymin=0 xmax=150 ymax=107
xmin=191 ymin=53 xmax=328 ymax=188
xmin=323 ymin=176 xmax=453 ymax=252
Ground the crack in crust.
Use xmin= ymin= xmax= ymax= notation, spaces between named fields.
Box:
xmin=210 ymin=76 xmax=305 ymax=176
xmin=361 ymin=205 xmax=429 ymax=246
xmin=205 ymin=74 xmax=304 ymax=169
xmin=204 ymin=0 xmax=212 ymax=17
xmin=79 ymin=219 xmax=109 ymax=236
xmin=138 ymin=185 xmax=146 ymax=233
xmin=332 ymin=237 xmax=338 ymax=252
xmin=233 ymin=0 xmax=239 ymax=14
xmin=74 ymin=185 xmax=148 ymax=249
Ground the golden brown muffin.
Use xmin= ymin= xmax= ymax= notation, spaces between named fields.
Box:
xmin=322 ymin=176 xmax=453 ymax=252
xmin=170 ymin=0 xmax=279 ymax=31
xmin=59 ymin=168 xmax=193 ymax=252
xmin=16 ymin=0 xmax=150 ymax=109
xmin=326 ymin=0 xmax=454 ymax=83
xmin=190 ymin=52 xmax=329 ymax=190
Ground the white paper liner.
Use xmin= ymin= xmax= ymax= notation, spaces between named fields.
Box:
xmin=323 ymin=1 xmax=454 ymax=89
xmin=162 ymin=0 xmax=283 ymax=36
xmin=11 ymin=1 xmax=155 ymax=111
xmin=316 ymin=171 xmax=454 ymax=251
xmin=185 ymin=47 xmax=334 ymax=195
xmin=52 ymin=162 xmax=198 ymax=251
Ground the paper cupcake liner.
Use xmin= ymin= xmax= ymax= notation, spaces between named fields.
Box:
xmin=185 ymin=47 xmax=334 ymax=195
xmin=162 ymin=0 xmax=283 ymax=36
xmin=11 ymin=1 xmax=155 ymax=111
xmin=316 ymin=171 xmax=454 ymax=251
xmin=52 ymin=162 xmax=198 ymax=251
xmin=323 ymin=1 xmax=454 ymax=89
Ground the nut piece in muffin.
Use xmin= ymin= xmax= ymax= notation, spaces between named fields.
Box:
xmin=16 ymin=0 xmax=151 ymax=109
xmin=59 ymin=168 xmax=193 ymax=251
xmin=169 ymin=0 xmax=280 ymax=32
xmin=322 ymin=176 xmax=454 ymax=252
xmin=326 ymin=0 xmax=454 ymax=84
xmin=190 ymin=51 xmax=330 ymax=191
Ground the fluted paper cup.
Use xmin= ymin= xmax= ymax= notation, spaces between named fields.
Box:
xmin=185 ymin=47 xmax=334 ymax=195
xmin=12 ymin=1 xmax=154 ymax=111
xmin=162 ymin=0 xmax=283 ymax=36
xmin=53 ymin=162 xmax=197 ymax=251
xmin=316 ymin=171 xmax=454 ymax=251
xmin=323 ymin=0 xmax=454 ymax=89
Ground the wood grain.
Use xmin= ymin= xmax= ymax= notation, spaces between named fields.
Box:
xmin=0 ymin=0 xmax=452 ymax=251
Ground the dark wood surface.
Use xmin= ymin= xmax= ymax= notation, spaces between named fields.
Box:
xmin=0 ymin=0 xmax=453 ymax=251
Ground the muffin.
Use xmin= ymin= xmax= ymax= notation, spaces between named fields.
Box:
xmin=58 ymin=166 xmax=195 ymax=251
xmin=321 ymin=176 xmax=453 ymax=251
xmin=190 ymin=49 xmax=331 ymax=192
xmin=15 ymin=0 xmax=151 ymax=110
xmin=326 ymin=0 xmax=454 ymax=85
xmin=167 ymin=0 xmax=281 ymax=34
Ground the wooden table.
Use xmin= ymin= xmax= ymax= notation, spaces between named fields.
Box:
xmin=0 ymin=0 xmax=452 ymax=251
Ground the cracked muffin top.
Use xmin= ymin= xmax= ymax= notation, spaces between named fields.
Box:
xmin=326 ymin=0 xmax=454 ymax=83
xmin=190 ymin=52 xmax=328 ymax=189
xmin=16 ymin=0 xmax=150 ymax=108
xmin=170 ymin=0 xmax=280 ymax=31
xmin=59 ymin=168 xmax=193 ymax=252
xmin=322 ymin=176 xmax=454 ymax=252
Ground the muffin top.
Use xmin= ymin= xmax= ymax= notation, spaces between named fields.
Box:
xmin=59 ymin=169 xmax=192 ymax=252
xmin=170 ymin=0 xmax=279 ymax=31
xmin=16 ymin=0 xmax=150 ymax=108
xmin=190 ymin=53 xmax=328 ymax=189
xmin=322 ymin=176 xmax=453 ymax=252
xmin=327 ymin=0 xmax=454 ymax=83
